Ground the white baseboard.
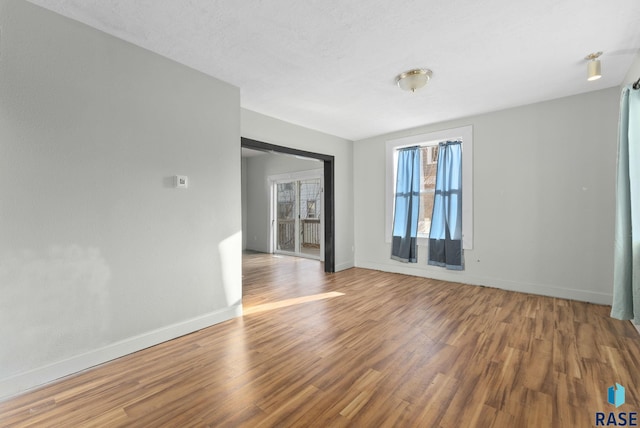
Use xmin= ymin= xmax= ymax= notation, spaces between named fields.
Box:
xmin=355 ymin=260 xmax=613 ymax=305
xmin=335 ymin=261 xmax=355 ymax=272
xmin=0 ymin=304 xmax=242 ymax=401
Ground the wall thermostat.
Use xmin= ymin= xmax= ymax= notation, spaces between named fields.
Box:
xmin=174 ymin=175 xmax=188 ymax=189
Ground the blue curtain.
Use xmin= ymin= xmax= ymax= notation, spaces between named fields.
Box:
xmin=391 ymin=146 xmax=421 ymax=263
xmin=611 ymin=84 xmax=640 ymax=324
xmin=428 ymin=140 xmax=463 ymax=270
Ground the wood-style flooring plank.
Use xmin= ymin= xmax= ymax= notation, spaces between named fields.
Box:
xmin=1 ymin=252 xmax=639 ymax=427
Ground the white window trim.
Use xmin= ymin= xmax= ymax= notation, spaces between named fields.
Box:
xmin=385 ymin=125 xmax=473 ymax=250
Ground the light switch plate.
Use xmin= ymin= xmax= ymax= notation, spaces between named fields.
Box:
xmin=174 ymin=175 xmax=188 ymax=189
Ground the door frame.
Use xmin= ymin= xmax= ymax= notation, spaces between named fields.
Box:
xmin=241 ymin=137 xmax=335 ymax=273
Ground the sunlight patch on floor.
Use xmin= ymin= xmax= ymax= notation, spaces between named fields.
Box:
xmin=243 ymin=292 xmax=345 ymax=315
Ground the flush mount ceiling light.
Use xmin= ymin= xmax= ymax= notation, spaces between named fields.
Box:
xmin=585 ymin=52 xmax=603 ymax=81
xmin=396 ymin=68 xmax=433 ymax=92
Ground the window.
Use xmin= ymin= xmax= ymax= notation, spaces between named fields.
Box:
xmin=385 ymin=125 xmax=473 ymax=249
xmin=416 ymin=144 xmax=438 ymax=236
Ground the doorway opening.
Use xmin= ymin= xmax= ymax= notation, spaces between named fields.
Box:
xmin=241 ymin=137 xmax=335 ymax=273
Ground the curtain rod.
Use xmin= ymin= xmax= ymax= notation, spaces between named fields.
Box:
xmin=634 ymin=77 xmax=640 ymax=90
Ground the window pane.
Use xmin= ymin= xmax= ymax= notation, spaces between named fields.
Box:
xmin=299 ymin=179 xmax=321 ymax=219
xmin=418 ymin=145 xmax=438 ymax=235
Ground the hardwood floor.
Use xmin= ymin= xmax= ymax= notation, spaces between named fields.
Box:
xmin=1 ymin=252 xmax=639 ymax=427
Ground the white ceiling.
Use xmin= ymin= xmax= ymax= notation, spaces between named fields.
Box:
xmin=26 ymin=0 xmax=640 ymax=141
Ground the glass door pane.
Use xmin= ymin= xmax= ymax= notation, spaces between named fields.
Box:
xmin=299 ymin=179 xmax=322 ymax=258
xmin=276 ymin=182 xmax=296 ymax=252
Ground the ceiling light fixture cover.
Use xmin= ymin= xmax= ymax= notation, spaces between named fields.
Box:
xmin=585 ymin=52 xmax=602 ymax=81
xmin=396 ymin=68 xmax=433 ymax=92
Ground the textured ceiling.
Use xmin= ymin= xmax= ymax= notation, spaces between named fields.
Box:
xmin=25 ymin=0 xmax=640 ymax=140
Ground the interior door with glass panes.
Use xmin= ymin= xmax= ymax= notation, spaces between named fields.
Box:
xmin=276 ymin=181 xmax=297 ymax=253
xmin=274 ymin=178 xmax=322 ymax=260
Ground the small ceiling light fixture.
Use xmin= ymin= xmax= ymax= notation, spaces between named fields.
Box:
xmin=585 ymin=52 xmax=603 ymax=81
xmin=396 ymin=68 xmax=433 ymax=92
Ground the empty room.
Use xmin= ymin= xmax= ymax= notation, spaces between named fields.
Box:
xmin=1 ymin=0 xmax=640 ymax=426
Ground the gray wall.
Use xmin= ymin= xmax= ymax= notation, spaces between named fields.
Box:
xmin=241 ymin=109 xmax=355 ymax=271
xmin=244 ymin=153 xmax=322 ymax=253
xmin=354 ymin=88 xmax=620 ymax=304
xmin=0 ymin=0 xmax=241 ymax=398
xmin=623 ymin=53 xmax=640 ymax=87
